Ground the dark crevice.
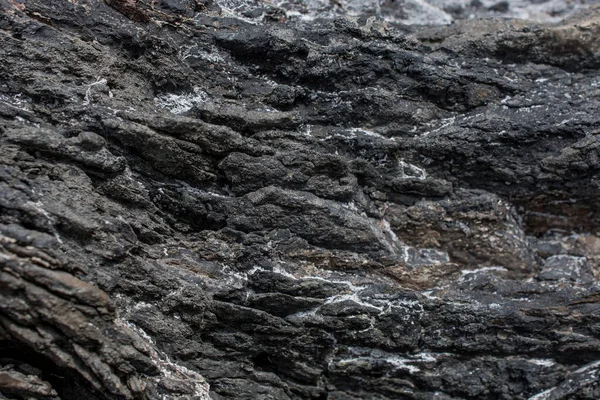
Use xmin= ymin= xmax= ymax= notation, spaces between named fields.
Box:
xmin=0 ymin=340 xmax=107 ymax=400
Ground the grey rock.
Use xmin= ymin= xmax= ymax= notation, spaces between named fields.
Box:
xmin=2 ymin=0 xmax=600 ymax=399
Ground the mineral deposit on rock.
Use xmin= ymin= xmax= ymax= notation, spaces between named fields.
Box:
xmin=1 ymin=0 xmax=600 ymax=399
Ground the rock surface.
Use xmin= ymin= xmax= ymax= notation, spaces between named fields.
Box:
xmin=252 ymin=0 xmax=598 ymax=25
xmin=1 ymin=0 xmax=600 ymax=399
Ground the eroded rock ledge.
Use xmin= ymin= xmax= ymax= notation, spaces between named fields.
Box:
xmin=1 ymin=0 xmax=600 ymax=399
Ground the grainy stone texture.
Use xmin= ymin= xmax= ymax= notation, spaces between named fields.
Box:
xmin=1 ymin=0 xmax=600 ymax=399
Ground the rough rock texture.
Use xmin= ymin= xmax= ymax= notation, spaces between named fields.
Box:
xmin=260 ymin=0 xmax=598 ymax=25
xmin=1 ymin=0 xmax=600 ymax=399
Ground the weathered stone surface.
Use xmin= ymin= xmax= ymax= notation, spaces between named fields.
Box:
xmin=2 ymin=0 xmax=600 ymax=399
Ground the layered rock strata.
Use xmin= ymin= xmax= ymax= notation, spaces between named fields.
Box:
xmin=1 ymin=0 xmax=600 ymax=399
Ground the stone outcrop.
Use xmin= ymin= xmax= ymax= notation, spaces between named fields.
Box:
xmin=1 ymin=0 xmax=600 ymax=399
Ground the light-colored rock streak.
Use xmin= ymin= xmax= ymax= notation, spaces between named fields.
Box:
xmin=116 ymin=319 xmax=211 ymax=400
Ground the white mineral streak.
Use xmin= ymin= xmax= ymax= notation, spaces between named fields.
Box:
xmin=528 ymin=387 xmax=556 ymax=400
xmin=288 ymin=272 xmax=426 ymax=323
xmin=460 ymin=266 xmax=508 ymax=277
xmin=0 ymin=92 xmax=31 ymax=111
xmin=178 ymin=45 xmax=225 ymax=63
xmin=213 ymin=0 xmax=263 ymax=24
xmin=528 ymin=360 xmax=600 ymax=399
xmin=342 ymin=201 xmax=360 ymax=212
xmin=301 ymin=124 xmax=314 ymax=137
xmin=573 ymin=360 xmax=600 ymax=374
xmin=24 ymin=201 xmax=63 ymax=243
xmin=421 ymin=290 xmax=441 ymax=300
xmin=398 ymin=160 xmax=427 ymax=180
xmin=154 ymin=87 xmax=209 ymax=114
xmin=347 ymin=127 xmax=387 ymax=139
xmin=528 ymin=359 xmax=556 ymax=367
xmin=221 ymin=263 xmax=253 ymax=288
xmin=324 ymin=292 xmax=384 ymax=312
xmin=116 ymin=319 xmax=211 ymax=400
xmin=272 ymin=264 xmax=299 ymax=280
xmin=83 ymin=78 xmax=108 ymax=105
xmin=377 ymin=212 xmax=450 ymax=265
xmin=306 ymin=275 xmax=364 ymax=292
xmin=418 ymin=116 xmax=456 ymax=137
xmin=26 ymin=201 xmax=53 ymax=222
xmin=319 ymin=129 xmax=359 ymax=142
xmin=332 ymin=348 xmax=445 ymax=374
xmin=378 ymin=217 xmax=410 ymax=260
